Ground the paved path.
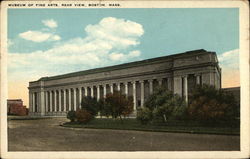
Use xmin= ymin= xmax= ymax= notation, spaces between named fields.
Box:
xmin=8 ymin=118 xmax=240 ymax=151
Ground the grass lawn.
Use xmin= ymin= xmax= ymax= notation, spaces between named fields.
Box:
xmin=62 ymin=118 xmax=240 ymax=135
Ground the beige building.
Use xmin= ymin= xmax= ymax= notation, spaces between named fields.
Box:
xmin=28 ymin=49 xmax=221 ymax=116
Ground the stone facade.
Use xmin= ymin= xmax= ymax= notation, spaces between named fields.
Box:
xmin=7 ymin=99 xmax=28 ymax=116
xmin=28 ymin=49 xmax=221 ymax=116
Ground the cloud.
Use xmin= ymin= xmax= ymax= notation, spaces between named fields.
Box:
xmin=128 ymin=50 xmax=141 ymax=57
xmin=51 ymin=35 xmax=61 ymax=41
xmin=85 ymin=17 xmax=144 ymax=49
xmin=218 ymin=49 xmax=239 ymax=70
xmin=42 ymin=19 xmax=58 ymax=28
xmin=218 ymin=49 xmax=240 ymax=88
xmin=19 ymin=30 xmax=61 ymax=42
xmin=109 ymin=51 xmax=141 ymax=61
xmin=8 ymin=17 xmax=144 ymax=82
xmin=109 ymin=52 xmax=125 ymax=61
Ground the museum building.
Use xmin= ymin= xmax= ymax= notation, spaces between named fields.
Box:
xmin=28 ymin=49 xmax=221 ymax=116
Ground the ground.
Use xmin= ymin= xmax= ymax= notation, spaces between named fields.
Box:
xmin=8 ymin=117 xmax=240 ymax=151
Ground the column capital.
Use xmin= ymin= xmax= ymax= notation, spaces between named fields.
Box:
xmin=84 ymin=85 xmax=89 ymax=89
xmin=131 ymin=81 xmax=137 ymax=84
xmin=102 ymin=83 xmax=107 ymax=87
xmin=139 ymin=80 xmax=144 ymax=84
xmin=148 ymin=79 xmax=153 ymax=82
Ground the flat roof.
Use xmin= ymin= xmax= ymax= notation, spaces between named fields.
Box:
xmin=32 ymin=49 xmax=214 ymax=82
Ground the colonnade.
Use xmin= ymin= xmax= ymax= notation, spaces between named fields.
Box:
xmin=29 ymin=74 xmax=203 ymax=115
xmin=29 ymin=78 xmax=172 ymax=115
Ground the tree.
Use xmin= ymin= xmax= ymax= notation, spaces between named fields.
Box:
xmin=104 ymin=91 xmax=133 ymax=120
xmin=144 ymin=87 xmax=176 ymax=110
xmin=121 ymin=96 xmax=134 ymax=117
xmin=80 ymin=96 xmax=99 ymax=116
xmin=188 ymin=84 xmax=239 ymax=124
xmin=98 ymin=98 xmax=106 ymax=118
xmin=138 ymin=87 xmax=187 ymax=124
xmin=75 ymin=108 xmax=93 ymax=124
xmin=137 ymin=107 xmax=152 ymax=125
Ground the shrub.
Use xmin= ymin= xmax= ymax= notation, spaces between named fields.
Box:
xmin=67 ymin=110 xmax=76 ymax=122
xmin=121 ymin=96 xmax=134 ymax=117
xmin=81 ymin=96 xmax=99 ymax=116
xmin=172 ymin=103 xmax=188 ymax=120
xmin=75 ymin=109 xmax=93 ymax=124
xmin=142 ymin=87 xmax=187 ymax=124
xmin=188 ymin=85 xmax=239 ymax=124
xmin=128 ymin=87 xmax=189 ymax=125
xmin=105 ymin=91 xmax=133 ymax=120
xmin=98 ymin=98 xmax=106 ymax=118
xmin=144 ymin=87 xmax=174 ymax=111
xmin=136 ymin=107 xmax=152 ymax=125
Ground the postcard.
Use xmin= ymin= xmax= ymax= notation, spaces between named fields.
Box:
xmin=1 ymin=0 xmax=249 ymax=159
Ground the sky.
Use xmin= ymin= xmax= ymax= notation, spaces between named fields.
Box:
xmin=7 ymin=8 xmax=239 ymax=106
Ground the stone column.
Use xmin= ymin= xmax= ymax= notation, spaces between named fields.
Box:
xmin=85 ymin=87 xmax=88 ymax=96
xmin=149 ymin=79 xmax=153 ymax=94
xmin=32 ymin=93 xmax=36 ymax=112
xmin=73 ymin=88 xmax=77 ymax=110
xmin=54 ymin=90 xmax=57 ymax=112
xmin=132 ymin=81 xmax=137 ymax=110
xmin=63 ymin=89 xmax=66 ymax=111
xmin=117 ymin=83 xmax=120 ymax=91
xmin=97 ymin=85 xmax=100 ymax=100
xmin=45 ymin=91 xmax=49 ymax=113
xmin=140 ymin=81 xmax=145 ymax=107
xmin=59 ymin=90 xmax=62 ymax=112
xmin=110 ymin=84 xmax=113 ymax=94
xmin=125 ymin=82 xmax=128 ymax=96
xmin=69 ymin=88 xmax=72 ymax=111
xmin=79 ymin=87 xmax=82 ymax=106
xmin=50 ymin=91 xmax=52 ymax=112
xmin=90 ymin=86 xmax=94 ymax=98
xmin=167 ymin=77 xmax=172 ymax=90
xmin=29 ymin=92 xmax=33 ymax=114
xmin=40 ymin=90 xmax=45 ymax=116
xmin=196 ymin=75 xmax=200 ymax=85
xmin=158 ymin=78 xmax=162 ymax=86
xmin=184 ymin=76 xmax=188 ymax=102
xmin=103 ymin=85 xmax=107 ymax=98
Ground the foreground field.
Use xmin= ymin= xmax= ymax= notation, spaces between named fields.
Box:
xmin=8 ymin=117 xmax=240 ymax=151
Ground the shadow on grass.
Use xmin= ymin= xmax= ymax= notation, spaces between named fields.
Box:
xmin=62 ymin=118 xmax=240 ymax=136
